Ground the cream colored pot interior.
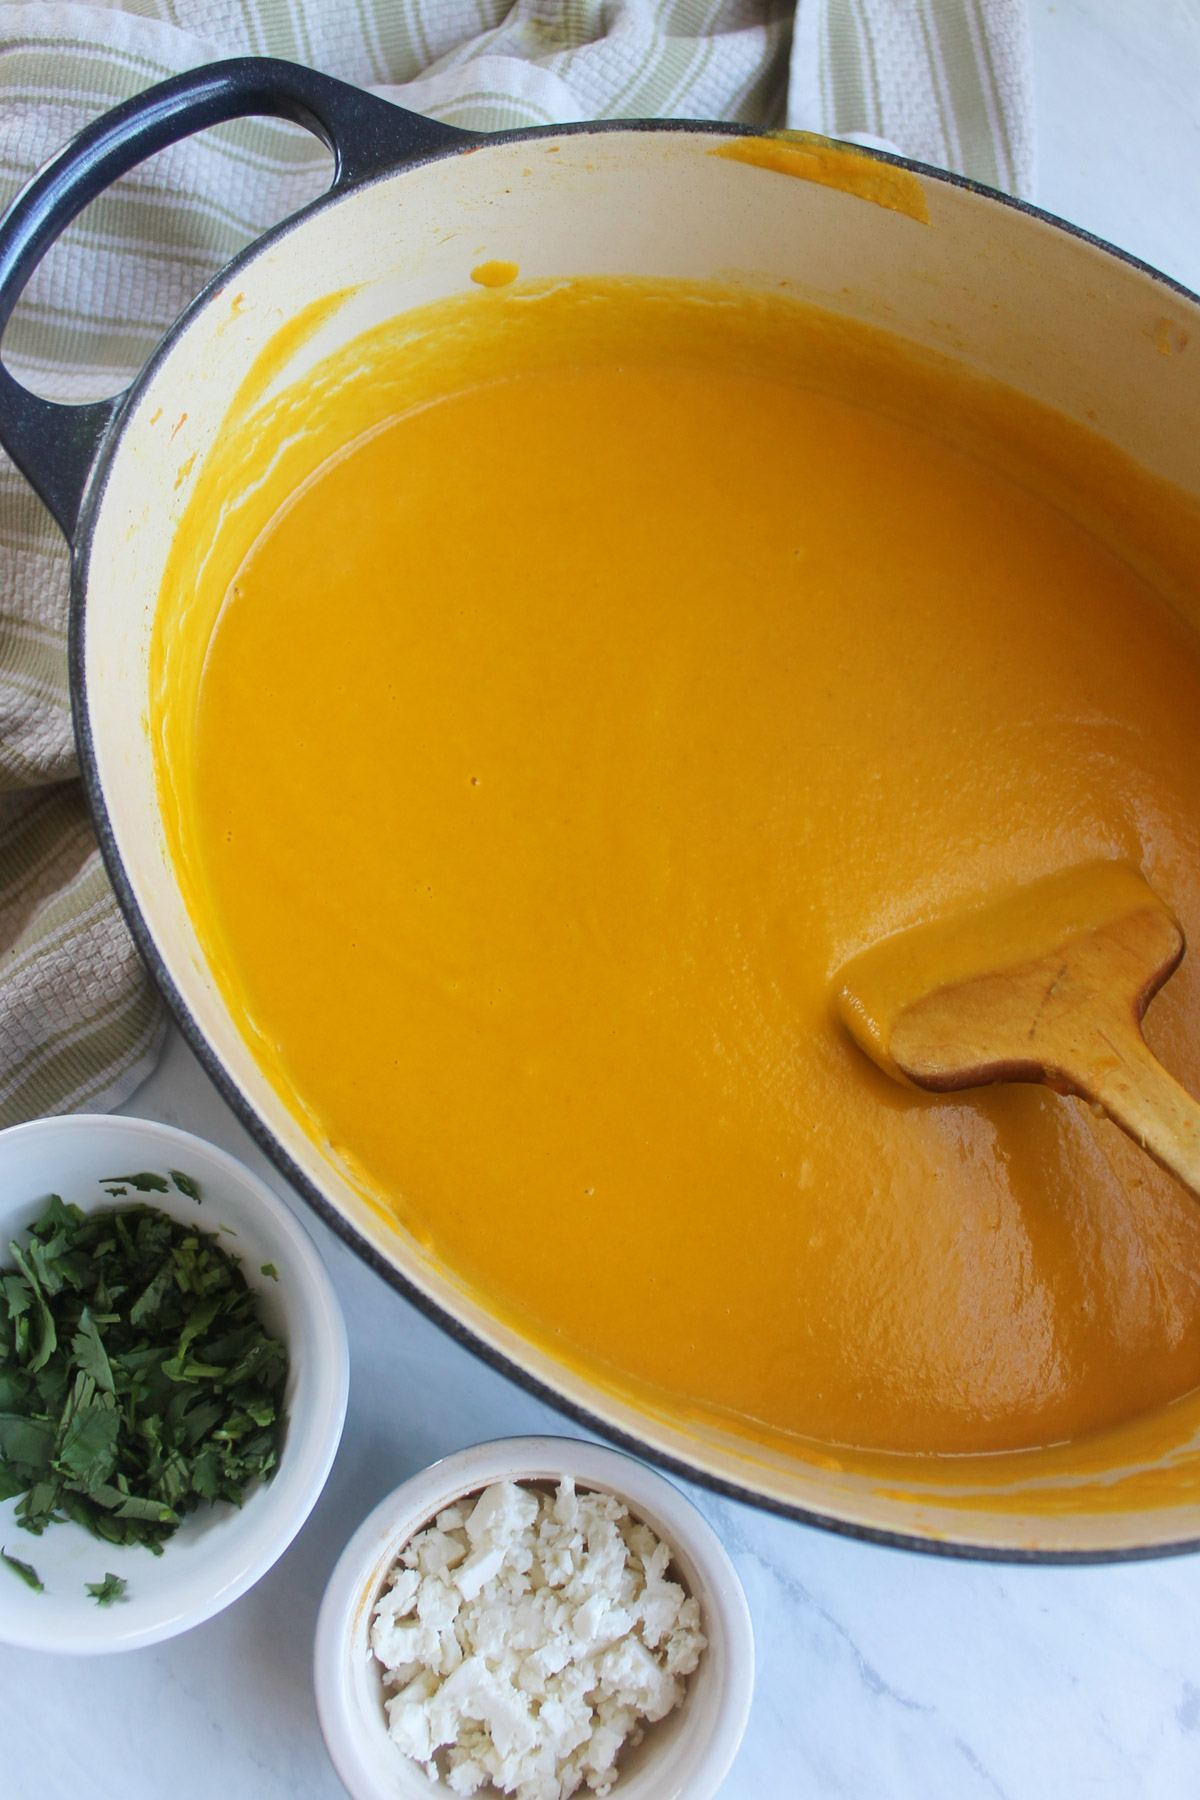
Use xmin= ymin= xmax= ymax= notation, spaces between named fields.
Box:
xmin=81 ymin=128 xmax=1200 ymax=1555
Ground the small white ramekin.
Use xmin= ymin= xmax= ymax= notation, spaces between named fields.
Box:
xmin=0 ymin=1114 xmax=348 ymax=1654
xmin=314 ymin=1434 xmax=755 ymax=1800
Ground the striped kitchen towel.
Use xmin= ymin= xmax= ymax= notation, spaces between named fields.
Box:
xmin=0 ymin=0 xmax=1034 ymax=1126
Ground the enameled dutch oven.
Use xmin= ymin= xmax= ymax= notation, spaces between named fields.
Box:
xmin=4 ymin=58 xmax=1200 ymax=1563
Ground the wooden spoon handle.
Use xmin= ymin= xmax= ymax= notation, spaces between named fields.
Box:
xmin=1085 ymin=1031 xmax=1200 ymax=1203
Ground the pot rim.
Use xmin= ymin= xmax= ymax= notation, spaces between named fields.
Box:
xmin=65 ymin=106 xmax=1200 ymax=1565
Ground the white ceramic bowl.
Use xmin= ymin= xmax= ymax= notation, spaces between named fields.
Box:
xmin=314 ymin=1435 xmax=754 ymax=1800
xmin=0 ymin=1113 xmax=348 ymax=1653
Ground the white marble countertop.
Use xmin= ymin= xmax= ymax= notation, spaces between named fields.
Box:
xmin=6 ymin=3 xmax=1200 ymax=1794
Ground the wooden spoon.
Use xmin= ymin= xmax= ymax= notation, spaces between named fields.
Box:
xmin=835 ymin=861 xmax=1200 ymax=1200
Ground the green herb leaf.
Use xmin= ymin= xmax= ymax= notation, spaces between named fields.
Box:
xmin=7 ymin=1244 xmax=56 ymax=1373
xmin=17 ymin=1479 xmax=63 ymax=1530
xmin=0 ymin=1411 xmax=55 ymax=1470
xmin=115 ymin=1494 xmax=179 ymax=1525
xmin=2 ymin=1546 xmax=43 ymax=1592
xmin=1 ymin=1272 xmax=31 ymax=1319
xmin=0 ymin=1460 xmax=27 ymax=1501
xmin=85 ymin=1572 xmax=127 ymax=1606
xmin=169 ymin=1171 xmax=202 ymax=1201
xmin=259 ymin=1263 xmax=278 ymax=1282
xmin=99 ymin=1173 xmax=170 ymax=1193
xmin=29 ymin=1196 xmax=79 ymax=1240
xmin=129 ymin=1258 xmax=175 ymax=1327
xmin=175 ymin=1293 xmax=221 ymax=1360
xmin=70 ymin=1309 xmax=115 ymax=1393
xmin=55 ymin=1382 xmax=121 ymax=1487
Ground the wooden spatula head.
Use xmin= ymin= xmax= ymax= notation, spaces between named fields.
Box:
xmin=835 ymin=861 xmax=1200 ymax=1201
xmin=836 ymin=861 xmax=1182 ymax=1091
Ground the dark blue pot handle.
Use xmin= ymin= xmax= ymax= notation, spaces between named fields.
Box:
xmin=0 ymin=56 xmax=473 ymax=542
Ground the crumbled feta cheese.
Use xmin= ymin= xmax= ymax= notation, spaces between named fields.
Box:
xmin=370 ymin=1479 xmax=707 ymax=1800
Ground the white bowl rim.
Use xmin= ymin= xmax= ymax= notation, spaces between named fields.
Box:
xmin=314 ymin=1433 xmax=755 ymax=1800
xmin=0 ymin=1113 xmax=349 ymax=1654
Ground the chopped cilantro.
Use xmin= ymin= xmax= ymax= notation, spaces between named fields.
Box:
xmin=169 ymin=1171 xmax=202 ymax=1202
xmin=0 ymin=1182 xmax=287 ymax=1553
xmin=86 ymin=1572 xmax=127 ymax=1607
xmin=2 ymin=1547 xmax=43 ymax=1591
xmin=259 ymin=1264 xmax=278 ymax=1282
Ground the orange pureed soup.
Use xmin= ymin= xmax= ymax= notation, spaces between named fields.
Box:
xmin=155 ymin=279 xmax=1200 ymax=1466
